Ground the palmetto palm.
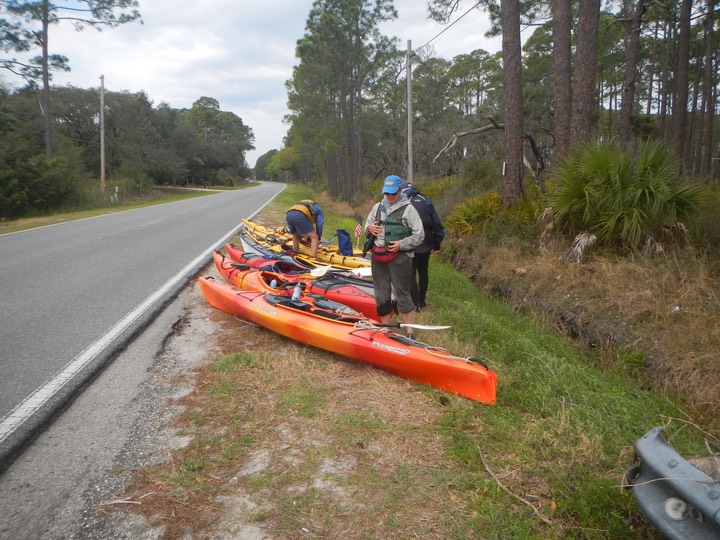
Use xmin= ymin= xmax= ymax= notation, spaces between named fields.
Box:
xmin=548 ymin=141 xmax=702 ymax=250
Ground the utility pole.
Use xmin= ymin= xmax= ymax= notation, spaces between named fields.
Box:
xmin=406 ymin=40 xmax=413 ymax=184
xmin=100 ymin=75 xmax=106 ymax=195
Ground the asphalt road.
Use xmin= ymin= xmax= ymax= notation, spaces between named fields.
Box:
xmin=0 ymin=274 xmax=221 ymax=539
xmin=0 ymin=183 xmax=284 ymax=471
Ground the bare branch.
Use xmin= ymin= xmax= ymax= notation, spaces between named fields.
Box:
xmin=478 ymin=448 xmax=553 ymax=525
xmin=432 ymin=118 xmax=546 ymax=181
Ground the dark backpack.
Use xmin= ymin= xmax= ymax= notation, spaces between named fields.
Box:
xmin=409 ymin=195 xmax=431 ymax=226
xmin=409 ymin=194 xmax=436 ymax=244
xmin=336 ymin=229 xmax=353 ymax=256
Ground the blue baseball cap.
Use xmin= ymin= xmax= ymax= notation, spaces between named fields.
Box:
xmin=382 ymin=175 xmax=403 ymax=194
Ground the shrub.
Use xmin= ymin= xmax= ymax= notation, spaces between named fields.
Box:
xmin=0 ymin=155 xmax=91 ymax=219
xmin=446 ymin=191 xmax=502 ymax=236
xmin=107 ymin=173 xmax=154 ymax=200
xmin=689 ymin=186 xmax=720 ymax=260
xmin=547 ymin=140 xmax=704 ymax=250
xmin=462 ymin=158 xmax=502 ymax=193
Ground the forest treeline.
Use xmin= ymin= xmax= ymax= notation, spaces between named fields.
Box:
xmin=1 ymin=0 xmax=255 ymax=219
xmin=0 ymin=87 xmax=254 ymax=219
xmin=1 ymin=0 xmax=718 ymax=220
xmin=260 ymin=0 xmax=718 ymax=205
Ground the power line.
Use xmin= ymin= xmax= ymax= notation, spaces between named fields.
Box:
xmin=416 ymin=0 xmax=483 ymax=55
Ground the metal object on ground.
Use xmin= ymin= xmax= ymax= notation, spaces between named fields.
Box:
xmin=626 ymin=426 xmax=720 ymax=540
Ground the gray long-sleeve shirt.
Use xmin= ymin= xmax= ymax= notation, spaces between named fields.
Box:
xmin=365 ymin=195 xmax=425 ymax=255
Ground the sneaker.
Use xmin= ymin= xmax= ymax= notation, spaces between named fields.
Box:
xmin=406 ymin=332 xmax=416 ymax=341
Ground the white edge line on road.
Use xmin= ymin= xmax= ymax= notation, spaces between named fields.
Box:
xmin=0 ymin=223 xmax=242 ymax=443
xmin=0 ymin=190 xmax=223 ymax=237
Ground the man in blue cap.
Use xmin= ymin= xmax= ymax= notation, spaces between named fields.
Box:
xmin=364 ymin=175 xmax=424 ymax=339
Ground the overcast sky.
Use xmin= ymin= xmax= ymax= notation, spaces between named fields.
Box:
xmin=2 ymin=1 xmax=503 ymax=167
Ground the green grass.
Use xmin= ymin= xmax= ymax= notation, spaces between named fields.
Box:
xmin=277 ymin=377 xmax=327 ymax=418
xmin=222 ymin=436 xmax=254 ymax=460
xmin=429 ymin=260 xmax=700 ymax=447
xmin=210 ymin=352 xmax=259 ymax=372
xmin=119 ymin=180 xmax=712 ymax=538
xmin=247 ymin=182 xmax=702 ymax=534
xmin=420 ymin=261 xmax=703 ymax=537
xmin=0 ymin=184 xmax=252 ymax=235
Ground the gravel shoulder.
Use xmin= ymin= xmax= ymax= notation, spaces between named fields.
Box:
xmin=0 ymin=275 xmax=221 ymax=539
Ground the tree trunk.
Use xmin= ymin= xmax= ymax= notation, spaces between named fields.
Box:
xmin=701 ymin=0 xmax=716 ymax=177
xmin=688 ymin=56 xmax=702 ymax=175
xmin=41 ymin=0 xmax=52 ymax=160
xmin=619 ymin=0 xmax=646 ymax=146
xmin=645 ymin=20 xmax=660 ymax=115
xmin=551 ymin=0 xmax=572 ymax=157
xmin=500 ymin=0 xmax=524 ymax=206
xmin=673 ymin=0 xmax=692 ymax=173
xmin=570 ymin=0 xmax=601 ymax=146
xmin=658 ymin=20 xmax=673 ymax=139
xmin=349 ymin=86 xmax=362 ymax=203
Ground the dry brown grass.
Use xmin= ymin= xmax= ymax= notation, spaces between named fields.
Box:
xmin=313 ymin=191 xmax=368 ymax=221
xmin=123 ymin=293 xmax=484 ymax=539
xmin=450 ymin=238 xmax=720 ymax=431
xmin=255 ymin=191 xmax=369 ymax=228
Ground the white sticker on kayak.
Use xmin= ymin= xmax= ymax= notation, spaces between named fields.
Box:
xmin=372 ymin=342 xmax=410 ymax=355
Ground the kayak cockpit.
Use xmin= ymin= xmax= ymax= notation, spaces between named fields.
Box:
xmin=264 ymin=293 xmax=365 ymax=323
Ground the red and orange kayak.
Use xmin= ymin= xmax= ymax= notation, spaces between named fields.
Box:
xmin=198 ymin=276 xmax=497 ymax=405
xmin=213 ymin=251 xmax=380 ymax=320
xmin=225 ymin=245 xmax=371 ymax=285
xmin=225 ymin=243 xmax=310 ymax=273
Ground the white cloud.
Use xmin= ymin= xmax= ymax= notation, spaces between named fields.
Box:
xmin=3 ymin=0 xmax=501 ymax=167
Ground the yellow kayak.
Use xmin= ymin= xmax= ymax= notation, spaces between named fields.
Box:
xmin=242 ymin=218 xmax=367 ymax=257
xmin=240 ymin=219 xmax=371 ymax=269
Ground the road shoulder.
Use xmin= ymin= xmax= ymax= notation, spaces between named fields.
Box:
xmin=0 ymin=279 xmax=219 ymax=539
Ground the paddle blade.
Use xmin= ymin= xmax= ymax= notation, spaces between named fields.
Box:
xmin=372 ymin=323 xmax=451 ymax=330
xmin=400 ymin=323 xmax=451 ymax=330
xmin=309 ymin=265 xmax=333 ymax=277
xmin=352 ymin=267 xmax=373 ymax=277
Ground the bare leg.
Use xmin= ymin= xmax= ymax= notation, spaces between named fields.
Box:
xmin=400 ymin=310 xmax=414 ymax=336
xmin=307 ymin=231 xmax=320 ymax=257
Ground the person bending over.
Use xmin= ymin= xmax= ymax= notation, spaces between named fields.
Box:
xmin=285 ymin=199 xmax=324 ymax=258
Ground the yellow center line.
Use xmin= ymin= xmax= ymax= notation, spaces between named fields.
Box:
xmin=141 ymin=220 xmax=162 ymax=227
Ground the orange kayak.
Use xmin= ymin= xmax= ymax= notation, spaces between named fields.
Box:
xmin=213 ymin=251 xmax=380 ymax=320
xmin=198 ymin=276 xmax=497 ymax=405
